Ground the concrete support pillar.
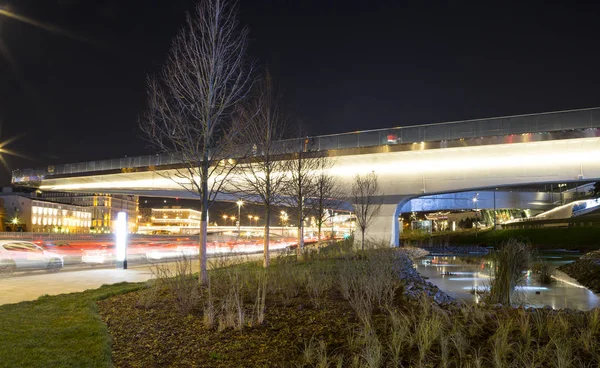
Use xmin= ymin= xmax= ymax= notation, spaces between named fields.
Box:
xmin=363 ymin=203 xmax=402 ymax=247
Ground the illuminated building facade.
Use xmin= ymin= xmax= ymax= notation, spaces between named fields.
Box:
xmin=39 ymin=192 xmax=139 ymax=233
xmin=138 ymin=207 xmax=201 ymax=234
xmin=2 ymin=195 xmax=91 ymax=233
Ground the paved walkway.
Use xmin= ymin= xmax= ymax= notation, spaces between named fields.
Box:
xmin=0 ymin=255 xmax=261 ymax=305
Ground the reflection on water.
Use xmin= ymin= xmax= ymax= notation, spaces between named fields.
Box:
xmin=415 ymin=250 xmax=600 ymax=310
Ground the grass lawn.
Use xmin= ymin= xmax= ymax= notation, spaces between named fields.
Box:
xmin=1 ymin=243 xmax=600 ymax=367
xmin=408 ymin=227 xmax=600 ymax=250
xmin=0 ymin=282 xmax=144 ymax=368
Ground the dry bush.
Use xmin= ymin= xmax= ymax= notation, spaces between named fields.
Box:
xmin=305 ymin=265 xmax=333 ymax=308
xmin=137 ymin=256 xmax=199 ymax=315
xmin=209 ymin=265 xmax=270 ymax=331
xmin=488 ymin=239 xmax=533 ymax=305
xmin=490 ymin=319 xmax=513 ymax=368
xmin=136 ymin=263 xmax=173 ymax=309
xmin=250 ymin=269 xmax=268 ymax=326
xmin=336 ymin=249 xmax=401 ymax=329
xmin=270 ymin=266 xmax=306 ymax=306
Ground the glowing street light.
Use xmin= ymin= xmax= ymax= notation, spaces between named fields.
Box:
xmin=280 ymin=211 xmax=288 ymax=236
xmin=222 ymin=214 xmax=228 ymax=226
xmin=236 ymin=200 xmax=243 ymax=233
xmin=472 ymin=193 xmax=479 ymax=237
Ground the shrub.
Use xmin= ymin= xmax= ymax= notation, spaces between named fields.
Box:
xmin=488 ymin=239 xmax=533 ymax=305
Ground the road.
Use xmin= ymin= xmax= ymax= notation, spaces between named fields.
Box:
xmin=0 ymin=253 xmax=262 ymax=306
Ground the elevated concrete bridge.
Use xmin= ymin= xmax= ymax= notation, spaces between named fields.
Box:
xmin=12 ymin=107 xmax=600 ymax=245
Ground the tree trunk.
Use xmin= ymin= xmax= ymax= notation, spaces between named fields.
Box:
xmin=361 ymin=229 xmax=365 ymax=251
xmin=297 ymin=222 xmax=305 ymax=257
xmin=199 ymin=219 xmax=208 ymax=284
xmin=199 ymin=160 xmax=209 ymax=285
xmin=263 ymin=209 xmax=270 ymax=268
xmin=317 ymin=222 xmax=322 ymax=253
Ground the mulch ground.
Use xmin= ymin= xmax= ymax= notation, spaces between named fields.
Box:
xmin=97 ymin=289 xmax=357 ymax=367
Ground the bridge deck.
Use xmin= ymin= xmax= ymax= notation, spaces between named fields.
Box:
xmin=12 ymin=107 xmax=600 ymax=184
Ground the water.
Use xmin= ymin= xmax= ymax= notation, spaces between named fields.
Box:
xmin=415 ymin=250 xmax=600 ymax=310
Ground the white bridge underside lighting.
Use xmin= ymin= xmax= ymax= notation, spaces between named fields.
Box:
xmin=39 ymin=137 xmax=600 ymax=193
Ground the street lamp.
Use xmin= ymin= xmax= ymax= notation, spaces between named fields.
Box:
xmin=236 ymin=200 xmax=243 ymax=233
xmin=230 ymin=216 xmax=236 ymax=227
xmin=222 ymin=214 xmax=228 ymax=226
xmin=472 ymin=194 xmax=479 ymax=237
xmin=280 ymin=211 xmax=288 ymax=236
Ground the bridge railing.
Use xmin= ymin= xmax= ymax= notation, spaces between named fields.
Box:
xmin=12 ymin=107 xmax=600 ymax=183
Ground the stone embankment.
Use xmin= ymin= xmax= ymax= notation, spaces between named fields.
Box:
xmin=558 ymin=250 xmax=600 ymax=293
xmin=396 ymin=247 xmax=460 ymax=307
xmin=419 ymin=245 xmax=490 ymax=255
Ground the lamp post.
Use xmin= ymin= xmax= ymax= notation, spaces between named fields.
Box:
xmin=280 ymin=211 xmax=288 ymax=236
xmin=230 ymin=216 xmax=236 ymax=227
xmin=493 ymin=188 xmax=497 ymax=233
xmin=236 ymin=200 xmax=243 ymax=233
xmin=331 ymin=212 xmax=336 ymax=239
xmin=248 ymin=214 xmax=253 ymax=226
xmin=222 ymin=214 xmax=228 ymax=226
xmin=472 ymin=194 xmax=479 ymax=237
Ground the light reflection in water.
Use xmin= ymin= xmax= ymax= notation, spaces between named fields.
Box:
xmin=415 ymin=252 xmax=600 ymax=310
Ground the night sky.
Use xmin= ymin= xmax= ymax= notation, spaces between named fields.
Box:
xmin=1 ymin=0 xmax=600 ymax=185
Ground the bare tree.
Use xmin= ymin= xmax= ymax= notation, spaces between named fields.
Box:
xmin=351 ymin=172 xmax=382 ymax=250
xmin=234 ymin=72 xmax=288 ymax=268
xmin=309 ymin=156 xmax=347 ymax=251
xmin=281 ymin=139 xmax=321 ymax=255
xmin=139 ymin=0 xmax=251 ymax=284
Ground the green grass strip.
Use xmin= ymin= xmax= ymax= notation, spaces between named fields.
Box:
xmin=0 ymin=282 xmax=144 ymax=368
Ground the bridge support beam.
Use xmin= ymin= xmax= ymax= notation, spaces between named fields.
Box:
xmin=362 ymin=203 xmax=402 ymax=247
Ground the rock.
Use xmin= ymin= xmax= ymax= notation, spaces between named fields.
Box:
xmin=558 ymin=250 xmax=600 ymax=293
xmin=420 ymin=245 xmax=490 ymax=255
xmin=434 ymin=290 xmax=451 ymax=304
xmin=395 ymin=248 xmax=455 ymax=305
xmin=492 ymin=303 xmax=503 ymax=310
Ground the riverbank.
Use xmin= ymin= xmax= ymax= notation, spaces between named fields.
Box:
xmin=404 ymin=227 xmax=600 ymax=251
xmin=559 ymin=250 xmax=600 ymax=293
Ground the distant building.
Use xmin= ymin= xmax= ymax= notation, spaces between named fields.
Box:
xmin=39 ymin=192 xmax=139 ymax=233
xmin=1 ymin=194 xmax=92 ymax=233
xmin=139 ymin=208 xmax=152 ymax=224
xmin=138 ymin=206 xmax=201 ymax=234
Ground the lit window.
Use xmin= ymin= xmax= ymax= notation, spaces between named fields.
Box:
xmin=32 ymin=217 xmax=37 ymax=225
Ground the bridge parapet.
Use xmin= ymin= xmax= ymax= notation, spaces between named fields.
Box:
xmin=12 ymin=107 xmax=600 ymax=185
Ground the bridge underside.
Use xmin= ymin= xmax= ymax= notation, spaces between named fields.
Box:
xmin=16 ymin=136 xmax=600 ymax=246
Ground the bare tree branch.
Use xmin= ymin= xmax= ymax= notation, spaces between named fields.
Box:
xmin=139 ymin=0 xmax=252 ymax=284
xmin=308 ymin=156 xmax=348 ymax=251
xmin=232 ymin=71 xmax=288 ymax=268
xmin=280 ymin=136 xmax=322 ymax=254
xmin=351 ymin=171 xmax=382 ymax=250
